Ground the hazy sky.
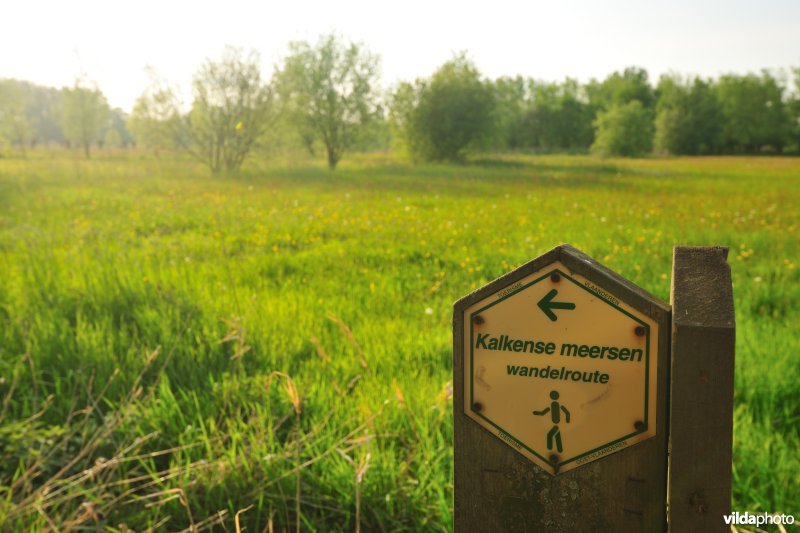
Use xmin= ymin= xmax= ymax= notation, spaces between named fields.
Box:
xmin=2 ymin=0 xmax=799 ymax=112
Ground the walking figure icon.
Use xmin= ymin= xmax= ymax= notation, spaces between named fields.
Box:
xmin=533 ymin=390 xmax=570 ymax=453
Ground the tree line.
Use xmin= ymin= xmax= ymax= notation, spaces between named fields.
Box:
xmin=0 ymin=78 xmax=132 ymax=157
xmin=1 ymin=34 xmax=799 ymax=171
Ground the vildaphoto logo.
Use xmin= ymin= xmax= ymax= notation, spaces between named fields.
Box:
xmin=723 ymin=512 xmax=795 ymax=527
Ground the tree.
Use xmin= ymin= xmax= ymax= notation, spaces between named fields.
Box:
xmin=0 ymin=80 xmax=32 ymax=154
xmin=490 ymin=76 xmax=529 ymax=150
xmin=129 ymin=73 xmax=184 ymax=155
xmin=104 ymin=128 xmax=122 ymax=148
xmin=185 ymin=47 xmax=276 ymax=173
xmin=4 ymin=79 xmax=64 ymax=146
xmin=388 ymin=80 xmax=422 ymax=156
xmin=277 ymin=34 xmax=381 ymax=170
xmin=518 ymin=79 xmax=594 ymax=151
xmin=60 ymin=79 xmax=110 ymax=158
xmin=106 ymin=108 xmax=133 ymax=148
xmin=591 ymin=100 xmax=654 ymax=157
xmin=391 ymin=54 xmax=495 ymax=162
xmin=587 ymin=67 xmax=655 ymax=112
xmin=716 ymin=72 xmax=791 ymax=153
xmin=791 ymin=67 xmax=800 ymax=151
xmin=654 ymin=75 xmax=722 ymax=155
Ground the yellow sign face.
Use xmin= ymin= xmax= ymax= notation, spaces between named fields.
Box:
xmin=463 ymin=261 xmax=658 ymax=475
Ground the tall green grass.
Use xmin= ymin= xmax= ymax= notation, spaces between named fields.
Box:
xmin=0 ymin=151 xmax=797 ymax=530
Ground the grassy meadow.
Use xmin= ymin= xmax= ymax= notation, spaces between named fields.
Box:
xmin=0 ymin=151 xmax=798 ymax=530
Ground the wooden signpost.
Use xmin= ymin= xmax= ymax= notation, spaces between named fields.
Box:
xmin=668 ymin=246 xmax=735 ymax=531
xmin=453 ymin=244 xmax=735 ymax=532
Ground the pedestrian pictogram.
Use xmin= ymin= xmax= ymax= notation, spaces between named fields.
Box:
xmin=533 ymin=390 xmax=571 ymax=453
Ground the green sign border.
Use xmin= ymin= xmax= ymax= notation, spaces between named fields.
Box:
xmin=469 ymin=267 xmax=651 ymax=470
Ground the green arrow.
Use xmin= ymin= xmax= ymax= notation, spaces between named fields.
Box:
xmin=537 ymin=289 xmax=576 ymax=322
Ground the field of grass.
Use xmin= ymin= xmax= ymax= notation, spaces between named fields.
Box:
xmin=0 ymin=150 xmax=798 ymax=531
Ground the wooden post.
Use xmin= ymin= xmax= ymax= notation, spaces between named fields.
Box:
xmin=453 ymin=245 xmax=671 ymax=532
xmin=668 ymin=246 xmax=735 ymax=531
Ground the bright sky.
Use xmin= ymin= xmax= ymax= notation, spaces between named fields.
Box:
xmin=2 ymin=0 xmax=799 ymax=112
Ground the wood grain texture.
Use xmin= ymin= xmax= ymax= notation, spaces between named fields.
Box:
xmin=668 ymin=246 xmax=735 ymax=532
xmin=454 ymin=244 xmax=670 ymax=532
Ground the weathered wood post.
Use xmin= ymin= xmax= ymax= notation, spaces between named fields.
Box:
xmin=453 ymin=244 xmax=735 ymax=532
xmin=668 ymin=246 xmax=735 ymax=531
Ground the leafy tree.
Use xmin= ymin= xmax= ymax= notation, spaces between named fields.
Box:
xmin=103 ymin=128 xmax=122 ymax=148
xmin=129 ymin=75 xmax=184 ymax=155
xmin=106 ymin=109 xmax=133 ymax=148
xmin=591 ymin=100 xmax=653 ymax=157
xmin=787 ymin=67 xmax=800 ymax=152
xmin=22 ymin=81 xmax=63 ymax=146
xmin=588 ymin=67 xmax=656 ymax=158
xmin=0 ymin=79 xmax=64 ymax=147
xmin=587 ymin=67 xmax=655 ymax=112
xmin=388 ymin=80 xmax=421 ymax=155
xmin=654 ymin=75 xmax=723 ymax=155
xmin=348 ymin=113 xmax=392 ymax=152
xmin=277 ymin=34 xmax=381 ymax=169
xmin=716 ymin=72 xmax=791 ymax=153
xmin=518 ymin=79 xmax=594 ymax=151
xmin=0 ymin=80 xmax=32 ymax=154
xmin=185 ymin=47 xmax=276 ymax=173
xmin=490 ymin=76 xmax=529 ymax=149
xmin=391 ymin=54 xmax=495 ymax=162
xmin=60 ymin=79 xmax=110 ymax=158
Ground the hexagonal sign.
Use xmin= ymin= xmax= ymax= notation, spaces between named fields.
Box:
xmin=458 ymin=245 xmax=662 ymax=475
